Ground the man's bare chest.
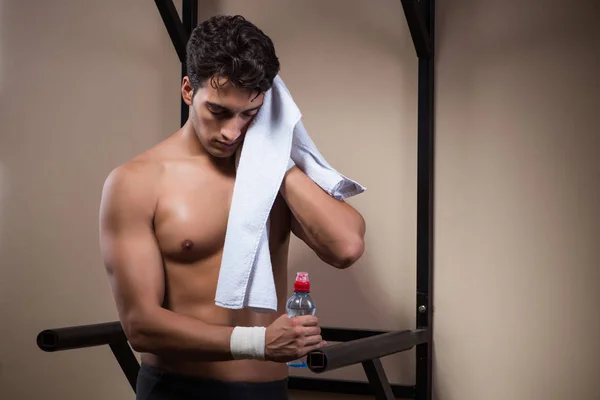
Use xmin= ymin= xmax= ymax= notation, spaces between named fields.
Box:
xmin=152 ymin=170 xmax=291 ymax=264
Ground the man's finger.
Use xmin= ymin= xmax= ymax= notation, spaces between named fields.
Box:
xmin=295 ymin=315 xmax=319 ymax=326
xmin=303 ymin=341 xmax=327 ymax=355
xmin=302 ymin=326 xmax=321 ymax=337
xmin=303 ymin=335 xmax=323 ymax=346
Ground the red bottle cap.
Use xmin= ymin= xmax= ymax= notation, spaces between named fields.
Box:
xmin=293 ymin=272 xmax=310 ymax=292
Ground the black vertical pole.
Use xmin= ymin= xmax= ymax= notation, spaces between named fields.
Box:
xmin=180 ymin=0 xmax=198 ymax=126
xmin=415 ymin=0 xmax=435 ymax=399
xmin=109 ymin=341 xmax=141 ymax=393
xmin=362 ymin=358 xmax=396 ymax=400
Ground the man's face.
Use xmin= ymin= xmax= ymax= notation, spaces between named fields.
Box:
xmin=183 ymin=76 xmax=265 ymax=159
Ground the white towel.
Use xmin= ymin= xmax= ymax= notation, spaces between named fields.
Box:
xmin=214 ymin=75 xmax=366 ymax=313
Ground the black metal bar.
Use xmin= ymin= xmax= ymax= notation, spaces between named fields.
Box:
xmin=181 ymin=0 xmax=198 ymax=36
xmin=307 ymin=329 xmax=428 ymax=373
xmin=154 ymin=0 xmax=189 ymax=63
xmin=322 ymin=327 xmax=389 ymax=342
xmin=180 ymin=0 xmax=198 ymax=126
xmin=109 ymin=341 xmax=140 ymax=393
xmin=415 ymin=0 xmax=435 ymax=398
xmin=288 ymin=377 xmax=415 ymax=398
xmin=362 ymin=358 xmax=396 ymax=400
xmin=36 ymin=321 xmax=126 ymax=352
xmin=400 ymin=0 xmax=432 ymax=59
xmin=36 ymin=321 xmax=386 ymax=350
xmin=35 ymin=320 xmax=418 ymax=398
xmin=37 ymin=2 xmax=437 ymax=398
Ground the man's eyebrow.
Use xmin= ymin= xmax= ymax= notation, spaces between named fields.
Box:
xmin=206 ymin=102 xmax=262 ymax=113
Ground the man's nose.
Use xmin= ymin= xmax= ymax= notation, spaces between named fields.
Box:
xmin=220 ymin=117 xmax=244 ymax=142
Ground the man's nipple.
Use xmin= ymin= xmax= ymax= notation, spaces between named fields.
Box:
xmin=181 ymin=239 xmax=194 ymax=251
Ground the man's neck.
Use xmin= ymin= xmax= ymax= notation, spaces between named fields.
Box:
xmin=179 ymin=122 xmax=236 ymax=175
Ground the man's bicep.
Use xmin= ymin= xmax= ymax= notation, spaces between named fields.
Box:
xmin=101 ymin=222 xmax=165 ymax=312
xmin=99 ymin=167 xmax=165 ymax=322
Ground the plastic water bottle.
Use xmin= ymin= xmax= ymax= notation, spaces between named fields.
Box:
xmin=286 ymin=272 xmax=316 ymax=368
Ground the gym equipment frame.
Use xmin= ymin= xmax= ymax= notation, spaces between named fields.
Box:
xmin=36 ymin=1 xmax=435 ymax=399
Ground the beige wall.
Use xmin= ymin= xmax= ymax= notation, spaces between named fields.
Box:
xmin=0 ymin=1 xmax=598 ymax=400
xmin=0 ymin=1 xmax=181 ymax=398
xmin=434 ymin=0 xmax=599 ymax=399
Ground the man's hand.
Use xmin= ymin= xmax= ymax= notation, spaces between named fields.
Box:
xmin=264 ymin=314 xmax=325 ymax=362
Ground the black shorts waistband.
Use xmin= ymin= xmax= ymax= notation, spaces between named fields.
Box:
xmin=136 ymin=363 xmax=289 ymax=400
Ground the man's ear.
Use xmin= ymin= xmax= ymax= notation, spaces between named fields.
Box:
xmin=181 ymin=76 xmax=194 ymax=106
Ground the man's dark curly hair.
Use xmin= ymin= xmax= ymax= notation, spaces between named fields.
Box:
xmin=185 ymin=15 xmax=280 ymax=96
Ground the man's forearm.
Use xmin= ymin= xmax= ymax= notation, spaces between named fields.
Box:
xmin=280 ymin=166 xmax=366 ymax=268
xmin=125 ymin=307 xmax=236 ymax=362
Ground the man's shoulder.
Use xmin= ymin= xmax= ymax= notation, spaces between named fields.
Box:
xmin=101 ymin=154 xmax=165 ymax=209
xmin=110 ymin=135 xmax=180 ymax=181
xmin=109 ymin=154 xmax=164 ymax=185
xmin=102 ymin=132 xmax=198 ymax=203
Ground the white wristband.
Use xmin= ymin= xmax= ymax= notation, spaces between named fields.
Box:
xmin=229 ymin=326 xmax=267 ymax=360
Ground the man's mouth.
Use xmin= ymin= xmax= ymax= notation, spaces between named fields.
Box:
xmin=217 ymin=141 xmax=238 ymax=149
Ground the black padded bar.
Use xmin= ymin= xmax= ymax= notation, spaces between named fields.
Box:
xmin=362 ymin=358 xmax=396 ymax=400
xmin=288 ymin=377 xmax=415 ymax=398
xmin=36 ymin=321 xmax=126 ymax=352
xmin=307 ymin=329 xmax=428 ymax=373
xmin=154 ymin=0 xmax=189 ymax=63
xmin=322 ymin=327 xmax=389 ymax=342
xmin=400 ymin=0 xmax=432 ymax=59
xmin=36 ymin=321 xmax=381 ymax=350
xmin=109 ymin=341 xmax=140 ymax=393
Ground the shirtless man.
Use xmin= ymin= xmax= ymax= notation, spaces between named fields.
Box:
xmin=99 ymin=14 xmax=366 ymax=400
